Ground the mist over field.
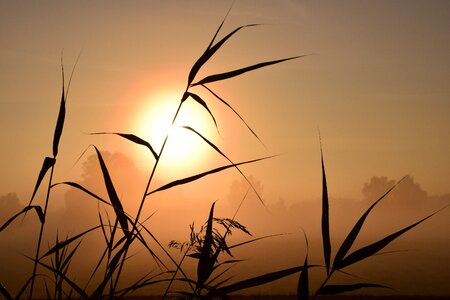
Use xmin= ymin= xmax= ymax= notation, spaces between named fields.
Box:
xmin=1 ymin=152 xmax=449 ymax=297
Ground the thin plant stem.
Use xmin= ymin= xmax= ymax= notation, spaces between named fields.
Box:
xmin=29 ymin=164 xmax=56 ymax=299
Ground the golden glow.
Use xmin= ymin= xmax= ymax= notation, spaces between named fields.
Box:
xmin=135 ymin=90 xmax=216 ymax=177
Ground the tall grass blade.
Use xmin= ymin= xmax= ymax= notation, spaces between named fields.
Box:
xmin=318 ymin=283 xmax=388 ymax=295
xmin=297 ymin=231 xmax=309 ymax=300
xmin=41 ymin=226 xmax=101 ymax=259
xmin=216 ymin=265 xmax=313 ymax=294
xmin=148 ymin=155 xmax=276 ymax=195
xmin=51 ymin=181 xmax=109 ymax=206
xmin=89 ymin=132 xmax=158 ymax=160
xmin=320 ymin=141 xmax=331 ymax=274
xmin=333 ymin=177 xmax=406 ymax=270
xmin=197 ymin=202 xmax=216 ymax=287
xmin=35 ymin=259 xmax=89 ymax=299
xmin=337 ymin=209 xmax=443 ymax=270
xmin=93 ymin=146 xmax=129 ymax=236
xmin=188 ymin=23 xmax=259 ymax=85
xmin=202 ymin=84 xmax=265 ymax=148
xmin=0 ymin=283 xmax=13 ymax=300
xmin=191 ymin=55 xmax=308 ymax=86
xmin=184 ymin=93 xmax=218 ymax=131
xmin=53 ymin=62 xmax=66 ymax=158
xmin=181 ymin=126 xmax=265 ymax=205
xmin=28 ymin=157 xmax=56 ymax=205
xmin=0 ymin=205 xmax=44 ymax=232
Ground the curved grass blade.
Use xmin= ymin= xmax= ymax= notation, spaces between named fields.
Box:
xmin=202 ymin=84 xmax=266 ymax=148
xmin=181 ymin=126 xmax=265 ymax=205
xmin=52 ymin=62 xmax=66 ymax=158
xmin=228 ymin=233 xmax=285 ymax=250
xmin=191 ymin=55 xmax=308 ymax=86
xmin=297 ymin=231 xmax=309 ymax=300
xmin=217 ymin=265 xmax=314 ymax=294
xmin=148 ymin=155 xmax=276 ymax=195
xmin=184 ymin=93 xmax=218 ymax=132
xmin=0 ymin=205 xmax=44 ymax=232
xmin=51 ymin=182 xmax=110 ymax=206
xmin=29 ymin=157 xmax=56 ymax=205
xmin=337 ymin=208 xmax=444 ymax=270
xmin=320 ymin=140 xmax=331 ymax=274
xmin=93 ymin=146 xmax=129 ymax=236
xmin=0 ymin=283 xmax=13 ymax=300
xmin=40 ymin=226 xmax=101 ymax=259
xmin=188 ymin=23 xmax=260 ymax=85
xmin=89 ymin=132 xmax=158 ymax=160
xmin=197 ymin=202 xmax=216 ymax=287
xmin=24 ymin=254 xmax=89 ymax=299
xmin=333 ymin=176 xmax=407 ymax=270
xmin=318 ymin=283 xmax=388 ymax=295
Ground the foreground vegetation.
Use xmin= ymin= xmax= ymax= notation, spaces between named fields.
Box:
xmin=0 ymin=11 xmax=444 ymax=300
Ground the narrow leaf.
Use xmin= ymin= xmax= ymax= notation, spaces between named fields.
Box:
xmin=217 ymin=265 xmax=313 ymax=294
xmin=318 ymin=283 xmax=388 ymax=295
xmin=0 ymin=205 xmax=44 ymax=232
xmin=51 ymin=181 xmax=109 ymax=206
xmin=89 ymin=132 xmax=158 ymax=160
xmin=184 ymin=93 xmax=218 ymax=132
xmin=53 ymin=63 xmax=65 ymax=158
xmin=320 ymin=141 xmax=331 ymax=274
xmin=41 ymin=226 xmax=101 ymax=259
xmin=148 ymin=155 xmax=276 ymax=195
xmin=34 ymin=259 xmax=89 ymax=299
xmin=337 ymin=209 xmax=442 ymax=270
xmin=202 ymin=84 xmax=265 ymax=148
xmin=297 ymin=231 xmax=309 ymax=300
xmin=188 ymin=24 xmax=259 ymax=85
xmin=29 ymin=157 xmax=56 ymax=205
xmin=191 ymin=55 xmax=308 ymax=86
xmin=198 ymin=202 xmax=216 ymax=286
xmin=0 ymin=283 xmax=13 ymax=300
xmin=333 ymin=177 xmax=407 ymax=270
xmin=93 ymin=146 xmax=129 ymax=236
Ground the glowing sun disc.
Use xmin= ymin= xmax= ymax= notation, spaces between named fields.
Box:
xmin=135 ymin=91 xmax=215 ymax=177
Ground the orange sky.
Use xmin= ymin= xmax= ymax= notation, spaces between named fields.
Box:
xmin=1 ymin=1 xmax=449 ymax=206
xmin=1 ymin=1 xmax=450 ymax=297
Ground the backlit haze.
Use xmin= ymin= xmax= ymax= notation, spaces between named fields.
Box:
xmin=1 ymin=1 xmax=449 ymax=297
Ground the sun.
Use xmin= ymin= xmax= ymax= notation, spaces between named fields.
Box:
xmin=134 ymin=90 xmax=216 ymax=178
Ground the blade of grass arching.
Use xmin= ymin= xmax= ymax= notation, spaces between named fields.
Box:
xmin=188 ymin=24 xmax=260 ymax=85
xmin=320 ymin=140 xmax=331 ymax=274
xmin=191 ymin=55 xmax=309 ymax=86
xmin=228 ymin=233 xmax=285 ymax=250
xmin=148 ymin=155 xmax=276 ymax=195
xmin=197 ymin=202 xmax=216 ymax=288
xmin=89 ymin=132 xmax=158 ymax=160
xmin=181 ymin=126 xmax=265 ymax=205
xmin=0 ymin=283 xmax=13 ymax=300
xmin=0 ymin=205 xmax=44 ymax=232
xmin=318 ymin=283 xmax=389 ymax=295
xmin=51 ymin=181 xmax=110 ymax=206
xmin=26 ymin=255 xmax=89 ymax=299
xmin=202 ymin=85 xmax=266 ymax=148
xmin=333 ymin=176 xmax=407 ymax=270
xmin=28 ymin=157 xmax=56 ymax=205
xmin=337 ymin=208 xmax=444 ymax=270
xmin=43 ymin=279 xmax=52 ymax=300
xmin=41 ymin=226 xmax=100 ymax=259
xmin=93 ymin=146 xmax=129 ymax=236
xmin=184 ymin=93 xmax=218 ymax=132
xmin=216 ymin=265 xmax=314 ymax=294
xmin=297 ymin=230 xmax=309 ymax=300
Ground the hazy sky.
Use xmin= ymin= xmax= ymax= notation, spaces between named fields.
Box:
xmin=1 ymin=0 xmax=449 ymax=203
xmin=1 ymin=1 xmax=450 ymax=297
